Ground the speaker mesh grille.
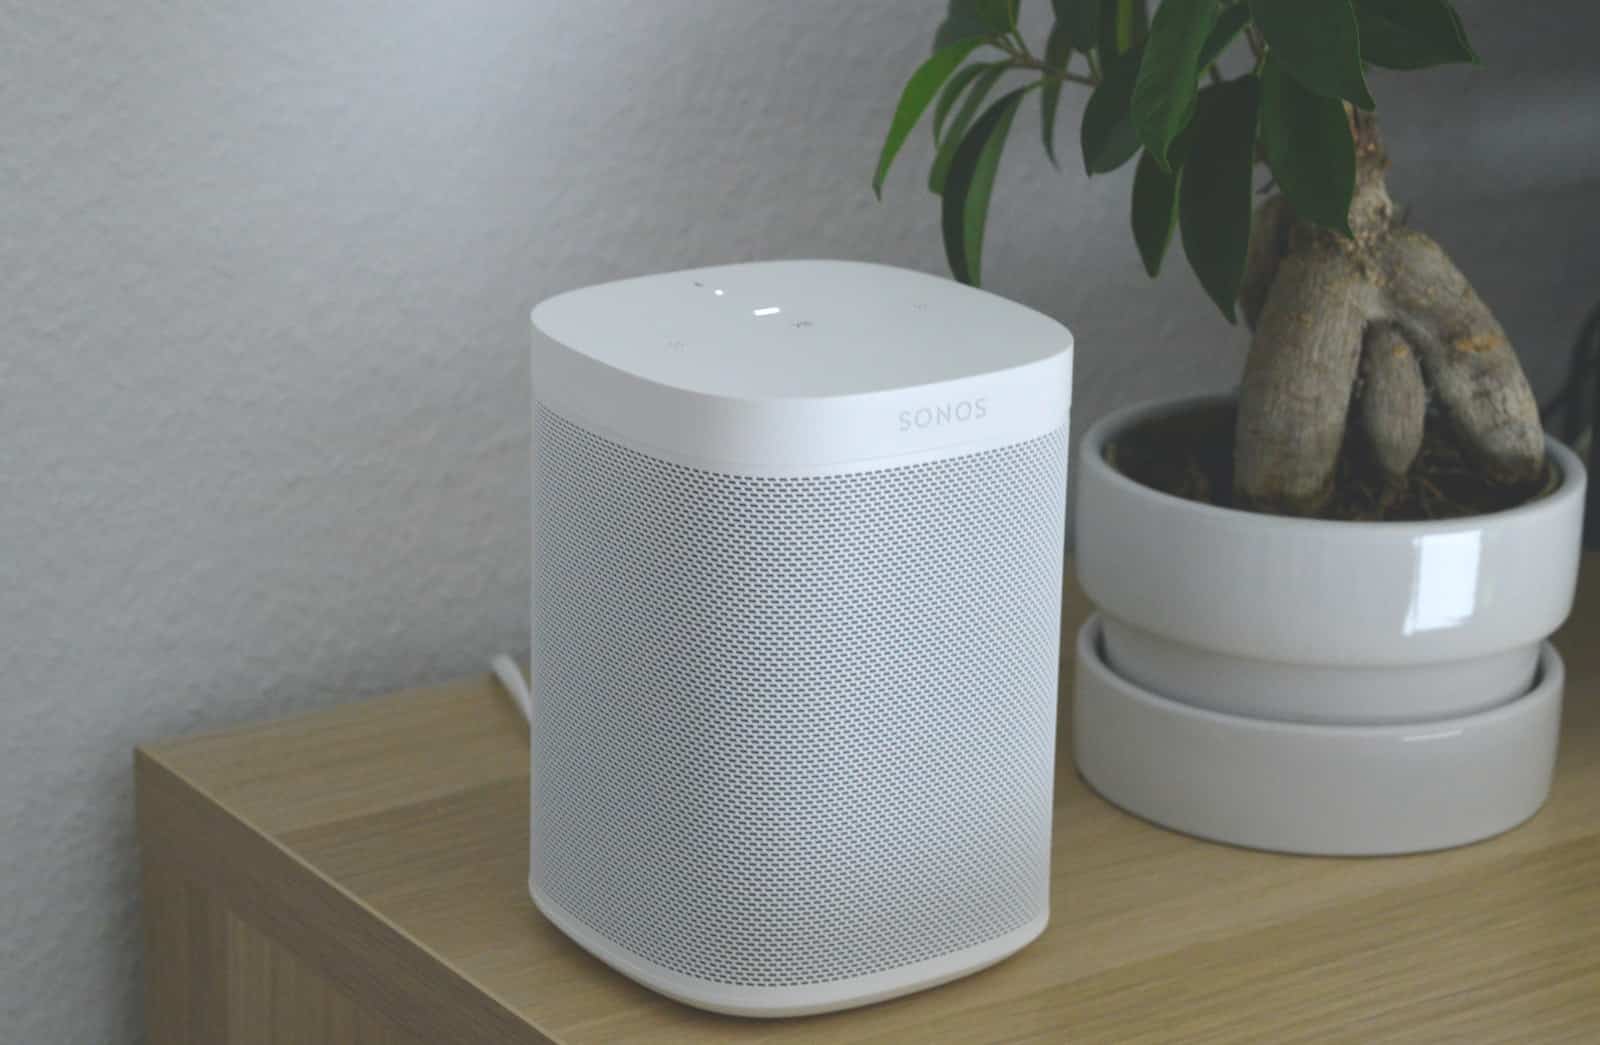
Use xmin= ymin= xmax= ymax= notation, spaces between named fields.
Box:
xmin=531 ymin=406 xmax=1066 ymax=989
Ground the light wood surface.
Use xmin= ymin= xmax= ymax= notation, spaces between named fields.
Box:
xmin=139 ymin=557 xmax=1600 ymax=1043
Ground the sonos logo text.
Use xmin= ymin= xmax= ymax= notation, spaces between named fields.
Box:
xmin=898 ymin=398 xmax=989 ymax=432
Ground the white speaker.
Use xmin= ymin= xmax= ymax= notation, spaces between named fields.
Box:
xmin=527 ymin=259 xmax=1073 ymax=1017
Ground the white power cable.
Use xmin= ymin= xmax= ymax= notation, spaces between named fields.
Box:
xmin=491 ymin=653 xmax=533 ymax=724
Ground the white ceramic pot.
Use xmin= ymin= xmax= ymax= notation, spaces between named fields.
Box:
xmin=1072 ymin=393 xmax=1587 ymax=855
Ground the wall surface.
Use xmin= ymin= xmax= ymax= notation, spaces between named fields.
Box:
xmin=2 ymin=1 xmax=1597 ymax=1038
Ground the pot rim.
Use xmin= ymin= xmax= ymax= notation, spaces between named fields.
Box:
xmin=1080 ymin=392 xmax=1587 ymax=536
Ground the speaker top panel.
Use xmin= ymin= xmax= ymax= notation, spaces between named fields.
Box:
xmin=531 ymin=260 xmax=1071 ymax=400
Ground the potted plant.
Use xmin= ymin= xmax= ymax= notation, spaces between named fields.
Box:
xmin=874 ymin=0 xmax=1587 ymax=854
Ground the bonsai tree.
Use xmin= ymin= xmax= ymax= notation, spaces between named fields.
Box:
xmin=874 ymin=0 xmax=1548 ymax=518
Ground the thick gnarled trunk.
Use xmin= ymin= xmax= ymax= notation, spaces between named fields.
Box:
xmin=1232 ymin=113 xmax=1545 ymax=516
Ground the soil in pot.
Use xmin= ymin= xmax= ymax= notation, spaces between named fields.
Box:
xmin=1107 ymin=401 xmax=1559 ymax=522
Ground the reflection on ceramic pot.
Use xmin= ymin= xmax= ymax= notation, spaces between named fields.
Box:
xmin=1076 ymin=394 xmax=1586 ymax=726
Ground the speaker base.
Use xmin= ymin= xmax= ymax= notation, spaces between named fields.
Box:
xmin=530 ymin=881 xmax=1047 ymax=1018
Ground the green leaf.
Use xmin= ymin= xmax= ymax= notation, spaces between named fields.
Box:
xmin=1041 ymin=23 xmax=1073 ymax=166
xmin=1052 ymin=0 xmax=1100 ymax=50
xmin=930 ymin=64 xmax=1007 ymax=192
xmin=934 ymin=62 xmax=995 ymax=144
xmin=1080 ymin=44 xmax=1143 ymax=173
xmin=1131 ymin=148 xmax=1182 ymax=276
xmin=1260 ymin=56 xmax=1354 ymax=235
xmin=1250 ymin=0 xmax=1374 ymax=109
xmin=1197 ymin=2 xmax=1250 ymax=69
xmin=942 ymin=89 xmax=1027 ymax=285
xmin=1179 ymin=76 xmax=1259 ymax=322
xmin=1100 ymin=0 xmax=1149 ymax=56
xmin=873 ymin=41 xmax=981 ymax=198
xmin=936 ymin=0 xmax=1019 ymax=48
xmin=989 ymin=0 xmax=1023 ymax=26
xmin=1131 ymin=0 xmax=1218 ymax=171
xmin=1353 ymin=0 xmax=1477 ymax=69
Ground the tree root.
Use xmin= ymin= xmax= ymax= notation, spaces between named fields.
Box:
xmin=1379 ymin=229 xmax=1546 ymax=483
xmin=1232 ymin=112 xmax=1546 ymax=514
xmin=1358 ymin=323 xmax=1426 ymax=484
xmin=1235 ymin=244 xmax=1375 ymax=515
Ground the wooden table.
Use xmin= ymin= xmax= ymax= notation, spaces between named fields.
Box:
xmin=137 ymin=558 xmax=1600 ymax=1043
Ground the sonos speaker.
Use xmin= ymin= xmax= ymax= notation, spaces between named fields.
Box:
xmin=528 ymin=260 xmax=1072 ymax=1016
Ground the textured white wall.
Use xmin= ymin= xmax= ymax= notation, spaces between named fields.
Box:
xmin=1 ymin=1 xmax=1596 ymax=1039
